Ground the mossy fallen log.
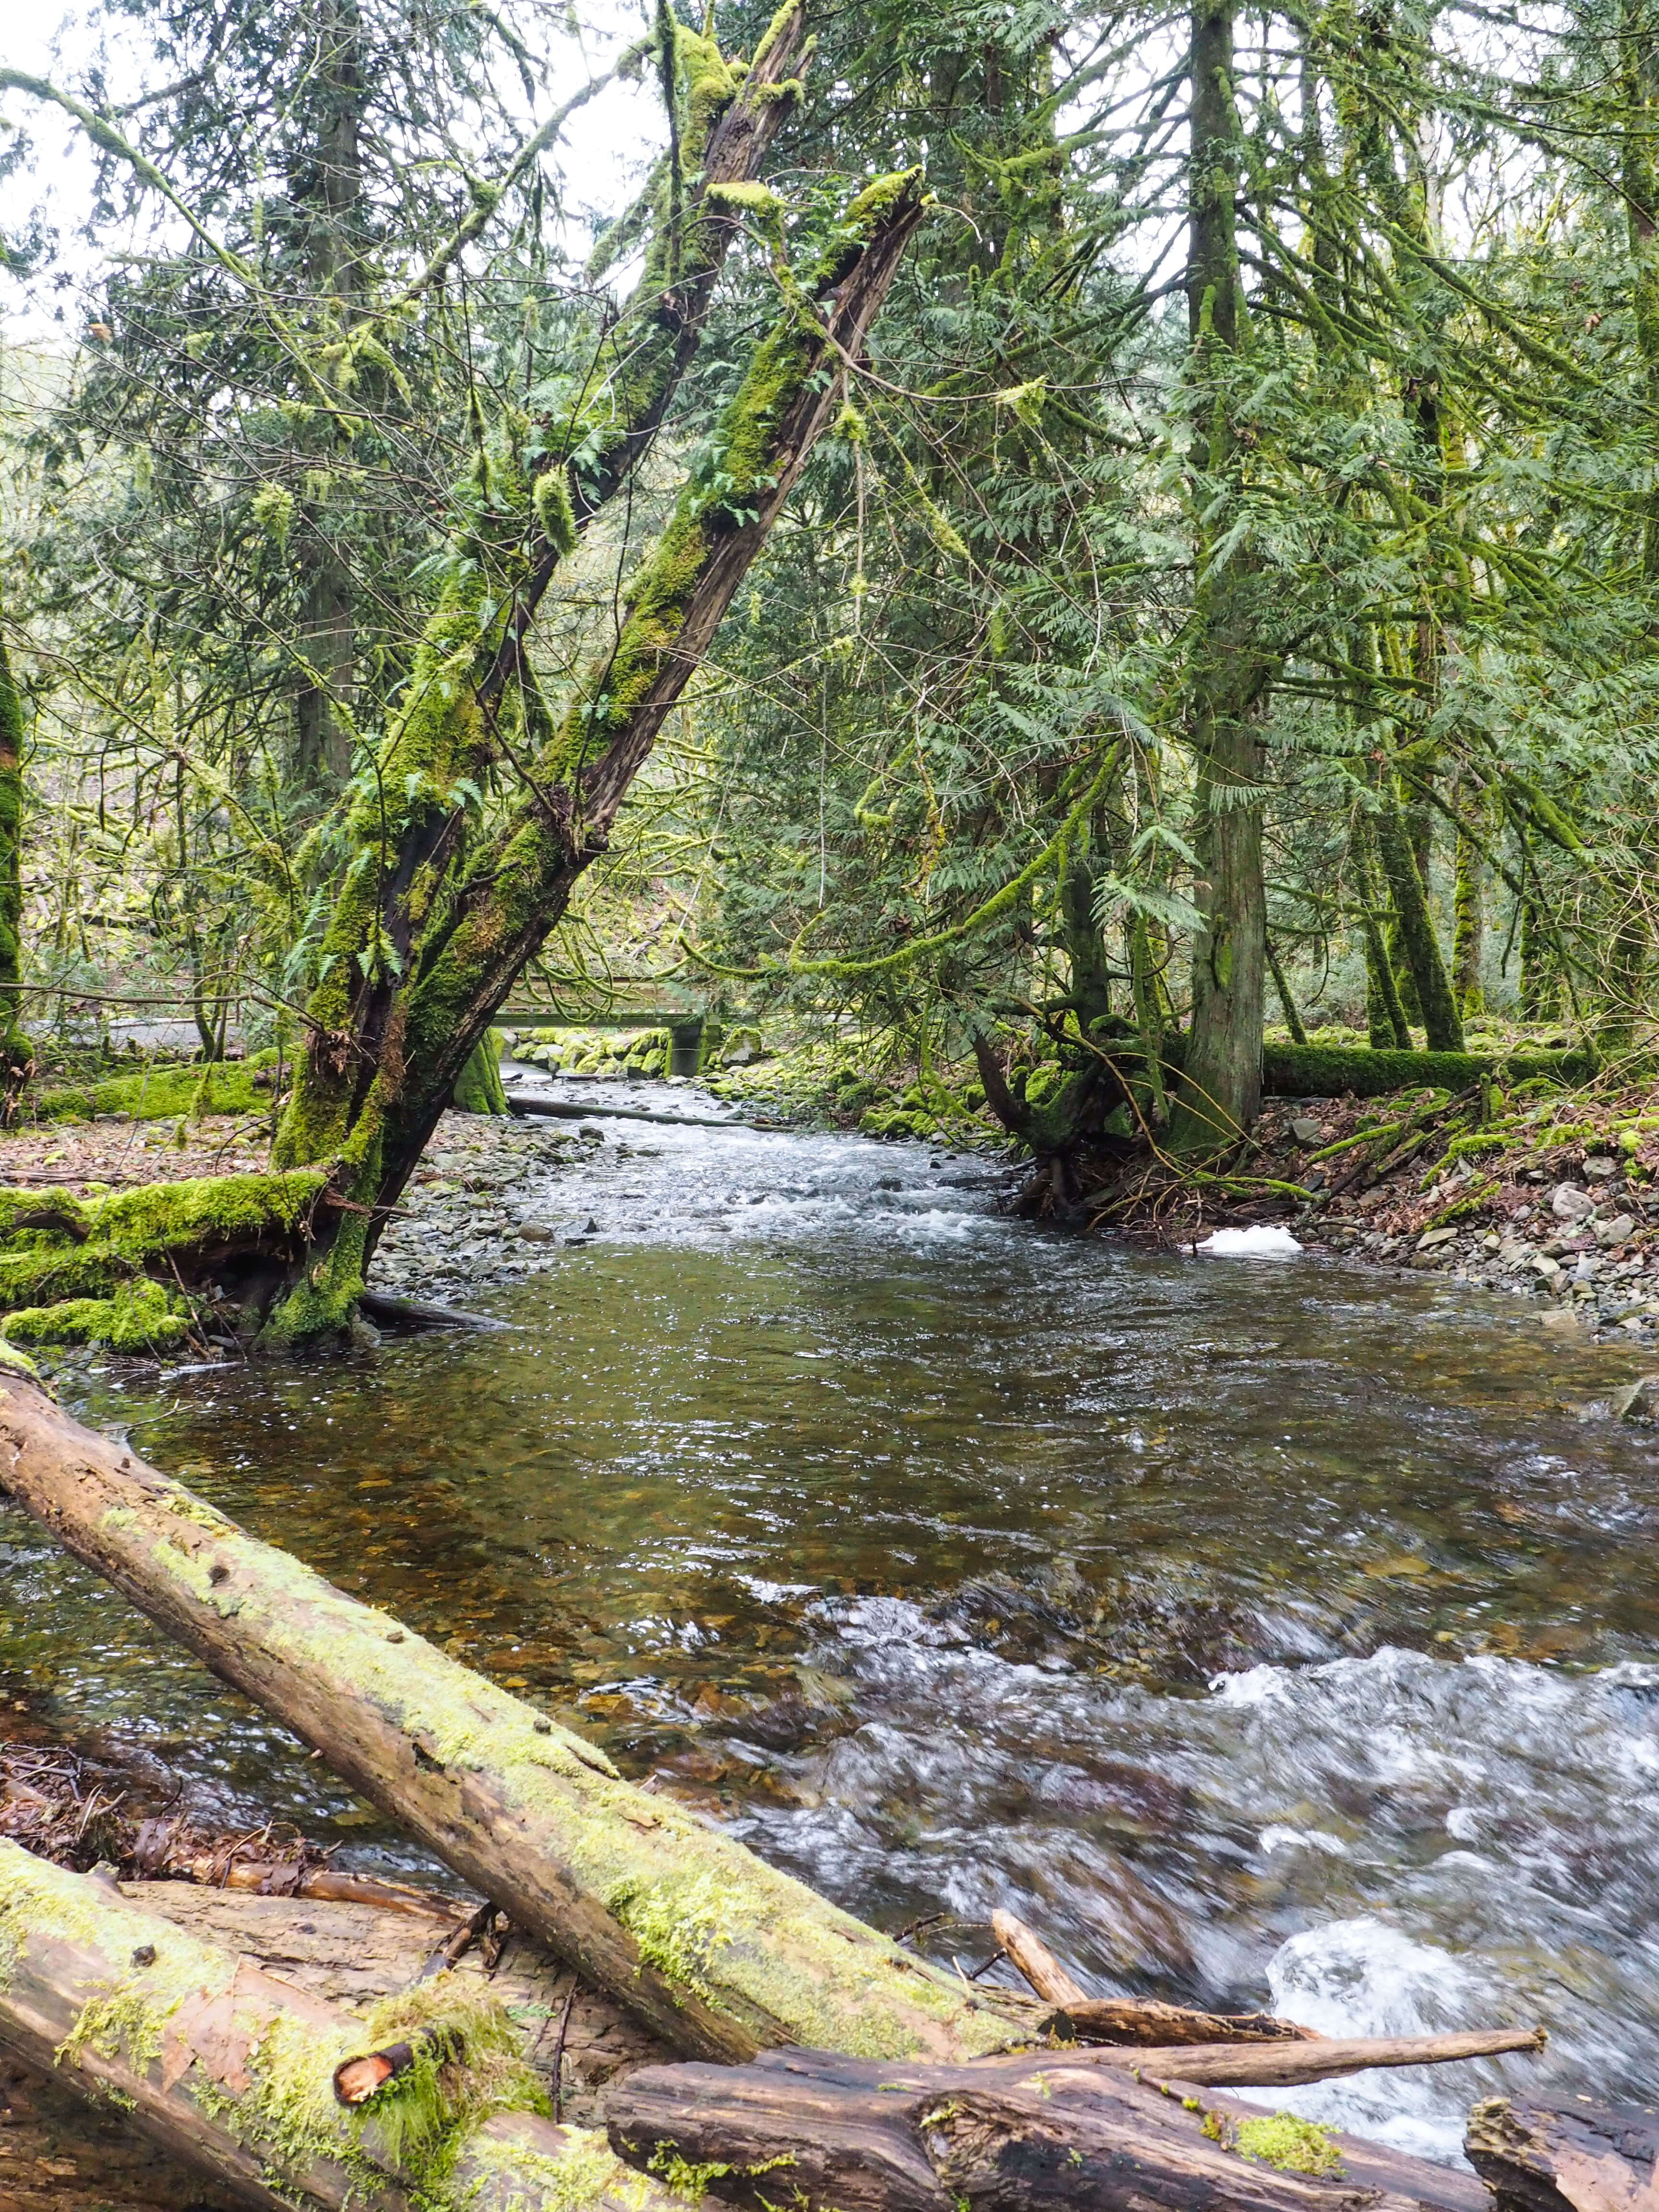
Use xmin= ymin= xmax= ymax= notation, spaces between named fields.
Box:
xmin=606 ymin=2044 xmax=1507 ymax=2212
xmin=1259 ymin=1043 xmax=1596 ymax=1100
xmin=31 ymin=1051 xmax=281 ymax=1125
xmin=0 ymin=1841 xmax=669 ymax=2212
xmin=0 ymin=1377 xmax=1026 ymax=2065
xmin=116 ymin=1879 xmax=672 ymax=2121
xmin=0 ymin=1168 xmax=325 ymax=1348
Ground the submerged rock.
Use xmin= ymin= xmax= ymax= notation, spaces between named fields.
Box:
xmin=1613 ymin=1373 xmax=1659 ymax=1421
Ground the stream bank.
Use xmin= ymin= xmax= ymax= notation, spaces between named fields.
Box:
xmin=2 ymin=1079 xmax=1657 ymax=2168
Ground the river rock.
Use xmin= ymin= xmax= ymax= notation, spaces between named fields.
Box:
xmin=1289 ymin=1117 xmax=1323 ymax=1144
xmin=1584 ymin=1155 xmax=1619 ymax=1179
xmin=1613 ymin=1373 xmax=1659 ymax=1420
xmin=1416 ymin=1226 xmax=1459 ymax=1252
xmin=1532 ymin=1252 xmax=1564 ymax=1282
xmin=1551 ymin=1183 xmax=1595 ymax=1221
xmin=1596 ymin=1213 xmax=1637 ymax=1247
xmin=518 ymin=1221 xmax=556 ymax=1242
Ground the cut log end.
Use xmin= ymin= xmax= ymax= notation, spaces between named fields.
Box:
xmin=333 ymin=2047 xmax=403 ymax=2104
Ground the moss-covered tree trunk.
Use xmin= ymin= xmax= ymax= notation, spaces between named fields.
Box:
xmin=1452 ymin=787 xmax=1486 ymax=1017
xmin=262 ymin=168 xmax=923 ymax=1346
xmin=1372 ymin=783 xmax=1464 ymax=1050
xmin=452 ymin=1034 xmax=509 ymax=1115
xmin=0 ymin=618 xmax=34 ymax=1118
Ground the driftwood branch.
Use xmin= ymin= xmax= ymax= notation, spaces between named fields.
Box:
xmin=991 ymin=1906 xmax=1089 ymax=2006
xmin=991 ymin=1907 xmax=1317 ymax=2047
xmin=1105 ymin=2028 xmax=1545 ymax=2088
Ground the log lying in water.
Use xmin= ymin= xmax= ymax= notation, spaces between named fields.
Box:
xmin=1466 ymin=2094 xmax=1659 ymax=2212
xmin=607 ymin=2043 xmax=1512 ymax=2212
xmin=0 ymin=1840 xmax=670 ymax=2212
xmin=0 ymin=1375 xmax=1022 ymax=2064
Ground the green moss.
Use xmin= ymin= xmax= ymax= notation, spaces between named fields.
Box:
xmin=648 ymin=2146 xmax=733 ymax=2200
xmin=606 ymin=1870 xmax=740 ymax=2006
xmin=4 ymin=1279 xmax=193 ymax=1352
xmin=533 ymin=467 xmax=578 ymax=555
xmin=449 ymin=2120 xmax=664 ymax=2212
xmin=1231 ymin=2114 xmax=1345 ymax=2176
xmin=453 ymin=1034 xmax=509 ymax=1115
xmin=343 ymin=1983 xmax=546 ymax=2179
xmin=33 ymin=1050 xmax=280 ymax=1125
xmin=0 ymin=1168 xmax=325 ymax=1323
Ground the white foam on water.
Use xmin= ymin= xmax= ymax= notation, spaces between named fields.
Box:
xmin=1258 ymin=1824 xmax=1348 ymax=1856
xmin=1195 ymin=1225 xmax=1303 ymax=1257
xmin=734 ymin=1625 xmax=1659 ymax=2162
xmin=1230 ymin=1919 xmax=1488 ymax=2163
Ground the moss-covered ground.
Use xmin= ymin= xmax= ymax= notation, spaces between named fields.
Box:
xmin=0 ymin=1159 xmax=324 ymax=1356
xmin=30 ymin=1048 xmax=283 ymax=1125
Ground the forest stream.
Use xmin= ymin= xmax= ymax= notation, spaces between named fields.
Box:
xmin=4 ymin=1085 xmax=1659 ymax=2165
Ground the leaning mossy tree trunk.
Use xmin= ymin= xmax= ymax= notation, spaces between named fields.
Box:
xmin=0 ymin=1840 xmax=670 ymax=2212
xmin=0 ymin=8 xmax=810 ymax=1358
xmin=0 ymin=618 xmax=34 ymax=1119
xmin=260 ymin=173 xmax=926 ymax=1348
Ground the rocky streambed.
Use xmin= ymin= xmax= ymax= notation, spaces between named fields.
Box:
xmin=368 ymin=1076 xmax=1659 ymax=1361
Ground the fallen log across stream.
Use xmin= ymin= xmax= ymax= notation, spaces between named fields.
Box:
xmin=0 ymin=1373 xmax=1025 ymax=2063
xmin=0 ymin=1374 xmax=1565 ymax=2212
xmin=0 ymin=1840 xmax=673 ymax=2212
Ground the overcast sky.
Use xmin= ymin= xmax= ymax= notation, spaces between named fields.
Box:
xmin=0 ymin=1 xmax=661 ymax=348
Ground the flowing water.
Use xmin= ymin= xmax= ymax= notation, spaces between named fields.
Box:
xmin=5 ymin=1090 xmax=1659 ymax=2160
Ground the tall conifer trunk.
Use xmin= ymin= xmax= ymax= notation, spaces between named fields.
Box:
xmin=1170 ymin=0 xmax=1272 ymax=1147
xmin=0 ymin=617 xmax=32 ymax=1114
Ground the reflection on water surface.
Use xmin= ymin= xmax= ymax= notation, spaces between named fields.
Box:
xmin=5 ymin=1098 xmax=1658 ymax=2159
